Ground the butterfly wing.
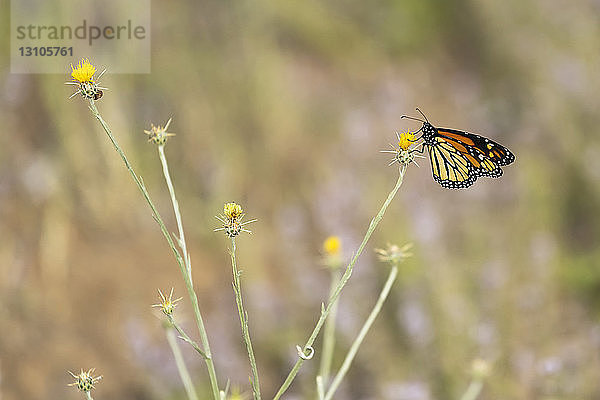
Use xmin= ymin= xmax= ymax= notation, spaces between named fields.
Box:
xmin=437 ymin=128 xmax=515 ymax=165
xmin=426 ymin=128 xmax=515 ymax=189
xmin=427 ymin=137 xmax=478 ymax=189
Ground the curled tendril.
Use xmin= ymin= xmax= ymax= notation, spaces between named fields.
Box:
xmin=296 ymin=345 xmax=315 ymax=360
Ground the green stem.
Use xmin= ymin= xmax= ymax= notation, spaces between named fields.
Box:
xmin=166 ymin=327 xmax=200 ymax=400
xmin=85 ymin=391 xmax=94 ymax=400
xmin=168 ymin=315 xmax=209 ymax=359
xmin=324 ymin=266 xmax=398 ymax=400
xmin=272 ymin=166 xmax=407 ymax=400
xmin=317 ymin=269 xmax=341 ymax=385
xmin=87 ymin=101 xmax=220 ymax=400
xmin=230 ymin=237 xmax=261 ymax=400
xmin=316 ymin=376 xmax=325 ymax=400
xmin=459 ymin=380 xmax=484 ymax=400
xmin=158 ymin=144 xmax=192 ymax=284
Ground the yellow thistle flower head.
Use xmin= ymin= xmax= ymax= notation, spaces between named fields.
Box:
xmin=381 ymin=131 xmax=423 ymax=168
xmin=66 ymin=58 xmax=107 ymax=101
xmin=215 ymin=202 xmax=256 ymax=237
xmin=70 ymin=58 xmax=97 ymax=83
xmin=68 ymin=368 xmax=102 ymax=393
xmin=397 ymin=131 xmax=415 ymax=151
xmin=144 ymin=118 xmax=175 ymax=146
xmin=322 ymin=235 xmax=343 ymax=269
xmin=323 ymin=236 xmax=341 ymax=256
xmin=223 ymin=202 xmax=244 ymax=221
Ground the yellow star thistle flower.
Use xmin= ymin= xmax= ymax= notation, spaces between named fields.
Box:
xmin=223 ymin=202 xmax=244 ymax=220
xmin=397 ymin=131 xmax=415 ymax=151
xmin=66 ymin=58 xmax=107 ymax=100
xmin=215 ymin=202 xmax=256 ymax=237
xmin=323 ymin=236 xmax=341 ymax=256
xmin=322 ymin=235 xmax=343 ymax=269
xmin=381 ymin=130 xmax=423 ymax=167
xmin=70 ymin=58 xmax=97 ymax=83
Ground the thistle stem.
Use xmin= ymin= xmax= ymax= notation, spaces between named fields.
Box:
xmin=230 ymin=237 xmax=261 ymax=400
xmin=323 ymin=266 xmax=398 ymax=400
xmin=158 ymin=144 xmax=192 ymax=284
xmin=459 ymin=380 xmax=484 ymax=400
xmin=87 ymin=101 xmax=220 ymax=400
xmin=272 ymin=166 xmax=407 ymax=400
xmin=317 ymin=269 xmax=341 ymax=386
xmin=168 ymin=315 xmax=209 ymax=359
xmin=166 ymin=327 xmax=200 ymax=400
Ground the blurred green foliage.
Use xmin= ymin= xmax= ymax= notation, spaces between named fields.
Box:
xmin=1 ymin=0 xmax=600 ymax=399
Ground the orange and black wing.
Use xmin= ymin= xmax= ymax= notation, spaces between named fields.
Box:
xmin=426 ymin=128 xmax=515 ymax=189
xmin=427 ymin=136 xmax=477 ymax=189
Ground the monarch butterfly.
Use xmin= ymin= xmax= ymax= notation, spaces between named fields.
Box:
xmin=402 ymin=108 xmax=515 ymax=189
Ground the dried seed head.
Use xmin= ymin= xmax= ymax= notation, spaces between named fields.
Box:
xmin=151 ymin=288 xmax=182 ymax=316
xmin=144 ymin=118 xmax=175 ymax=146
xmin=375 ymin=243 xmax=413 ymax=266
xmin=68 ymin=368 xmax=102 ymax=393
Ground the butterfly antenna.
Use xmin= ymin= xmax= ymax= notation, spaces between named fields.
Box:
xmin=400 ymin=115 xmax=425 ymax=123
xmin=415 ymin=107 xmax=429 ymax=122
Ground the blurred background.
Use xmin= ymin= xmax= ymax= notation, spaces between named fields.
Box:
xmin=2 ymin=0 xmax=600 ymax=399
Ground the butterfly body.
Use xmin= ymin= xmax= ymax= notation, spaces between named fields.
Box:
xmin=404 ymin=110 xmax=515 ymax=189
